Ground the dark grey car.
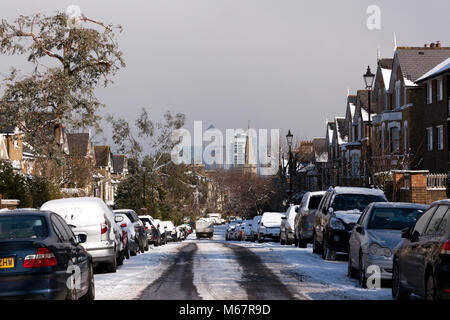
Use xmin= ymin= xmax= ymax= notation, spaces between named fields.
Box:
xmin=294 ymin=191 xmax=325 ymax=248
xmin=348 ymin=202 xmax=429 ymax=288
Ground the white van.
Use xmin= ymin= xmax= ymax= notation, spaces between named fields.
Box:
xmin=41 ymin=197 xmax=121 ymax=272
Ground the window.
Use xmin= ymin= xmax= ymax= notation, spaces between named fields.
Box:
xmin=437 ymin=78 xmax=443 ymax=101
xmin=395 ymin=81 xmax=401 ymax=108
xmin=426 ymin=127 xmax=433 ymax=151
xmin=0 ymin=216 xmax=48 ymax=240
xmin=404 ymin=121 xmax=408 ymax=154
xmin=425 ymin=205 xmax=449 ymax=235
xmin=412 ymin=206 xmax=437 ymax=236
xmin=427 ymin=81 xmax=433 ymax=104
xmin=390 ymin=127 xmax=400 ymax=154
xmin=437 ymin=126 xmax=444 ymax=150
xmin=368 ymin=207 xmax=426 ymax=230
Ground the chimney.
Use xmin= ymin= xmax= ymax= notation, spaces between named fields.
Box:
xmin=430 ymin=43 xmax=436 ymax=48
xmin=436 ymin=41 xmax=441 ymax=48
xmin=424 ymin=43 xmax=430 ymax=48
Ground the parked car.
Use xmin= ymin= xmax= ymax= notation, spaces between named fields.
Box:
xmin=392 ymin=200 xmax=450 ymax=300
xmin=250 ymin=216 xmax=262 ymax=242
xmin=226 ymin=223 xmax=238 ymax=241
xmin=280 ymin=205 xmax=299 ymax=245
xmin=113 ymin=213 xmax=133 ymax=262
xmin=243 ymin=220 xmax=253 ymax=241
xmin=140 ymin=215 xmax=161 ymax=247
xmin=0 ymin=210 xmax=95 ymax=300
xmin=195 ymin=218 xmax=214 ymax=239
xmin=313 ymin=187 xmax=388 ymax=261
xmin=257 ymin=212 xmax=285 ymax=243
xmin=153 ymin=219 xmax=167 ymax=244
xmin=207 ymin=213 xmax=223 ymax=225
xmin=348 ymin=202 xmax=428 ymax=288
xmin=294 ymin=191 xmax=326 ymax=248
xmin=160 ymin=221 xmax=176 ymax=242
xmin=41 ymin=197 xmax=121 ymax=272
xmin=114 ymin=209 xmax=147 ymax=254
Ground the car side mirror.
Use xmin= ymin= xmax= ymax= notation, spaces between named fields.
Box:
xmin=77 ymin=234 xmax=87 ymax=244
xmin=328 ymin=207 xmax=334 ymax=214
xmin=355 ymin=226 xmax=364 ymax=234
xmin=114 ymin=216 xmax=124 ymax=223
xmin=401 ymin=227 xmax=413 ymax=240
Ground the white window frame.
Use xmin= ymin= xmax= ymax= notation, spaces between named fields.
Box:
xmin=437 ymin=125 xmax=444 ymax=150
xmin=437 ymin=77 xmax=443 ymax=101
xmin=427 ymin=81 xmax=433 ymax=104
xmin=395 ymin=80 xmax=401 ymax=109
xmin=426 ymin=127 xmax=433 ymax=151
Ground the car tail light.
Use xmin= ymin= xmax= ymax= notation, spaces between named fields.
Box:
xmin=101 ymin=220 xmax=108 ymax=234
xmin=151 ymin=226 xmax=154 ymax=230
xmin=120 ymin=223 xmax=127 ymax=228
xmin=441 ymin=240 xmax=450 ymax=255
xmin=145 ymin=226 xmax=149 ymax=230
xmin=24 ymin=248 xmax=57 ymax=268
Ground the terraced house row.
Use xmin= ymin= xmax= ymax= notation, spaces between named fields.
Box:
xmin=299 ymin=42 xmax=450 ymax=203
xmin=0 ymin=123 xmax=128 ymax=207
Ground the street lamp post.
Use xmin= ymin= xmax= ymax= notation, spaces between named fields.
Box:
xmin=363 ymin=65 xmax=375 ymax=185
xmin=286 ymin=130 xmax=294 ymax=205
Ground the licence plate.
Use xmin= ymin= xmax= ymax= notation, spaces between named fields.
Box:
xmin=0 ymin=257 xmax=15 ymax=269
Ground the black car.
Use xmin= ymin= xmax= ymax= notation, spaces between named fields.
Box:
xmin=140 ymin=217 xmax=162 ymax=246
xmin=0 ymin=210 xmax=94 ymax=300
xmin=114 ymin=209 xmax=148 ymax=254
xmin=392 ymin=200 xmax=450 ymax=300
xmin=313 ymin=186 xmax=388 ymax=261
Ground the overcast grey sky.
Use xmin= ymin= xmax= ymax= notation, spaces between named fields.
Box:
xmin=1 ymin=0 xmax=449 ymax=145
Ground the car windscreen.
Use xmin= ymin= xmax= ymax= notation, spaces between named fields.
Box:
xmin=0 ymin=216 xmax=48 ymax=240
xmin=368 ymin=207 xmax=426 ymax=230
xmin=122 ymin=212 xmax=137 ymax=222
xmin=308 ymin=195 xmax=323 ymax=210
xmin=331 ymin=194 xmax=386 ymax=212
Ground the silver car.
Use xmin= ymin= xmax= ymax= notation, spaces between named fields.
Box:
xmin=294 ymin=191 xmax=325 ymax=248
xmin=348 ymin=202 xmax=429 ymax=287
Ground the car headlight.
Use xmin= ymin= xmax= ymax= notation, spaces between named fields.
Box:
xmin=369 ymin=243 xmax=392 ymax=257
xmin=330 ymin=217 xmax=345 ymax=230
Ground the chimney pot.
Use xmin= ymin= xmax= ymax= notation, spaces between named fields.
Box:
xmin=424 ymin=43 xmax=430 ymax=48
xmin=430 ymin=43 xmax=435 ymax=48
xmin=436 ymin=41 xmax=441 ymax=48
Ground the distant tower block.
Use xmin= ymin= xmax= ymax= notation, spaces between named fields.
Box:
xmin=243 ymin=121 xmax=257 ymax=176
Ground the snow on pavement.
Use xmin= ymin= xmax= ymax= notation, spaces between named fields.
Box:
xmin=94 ymin=241 xmax=188 ymax=300
xmin=235 ymin=240 xmax=392 ymax=300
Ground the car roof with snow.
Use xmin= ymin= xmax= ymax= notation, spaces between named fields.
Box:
xmin=329 ymin=186 xmax=386 ymax=196
xmin=369 ymin=202 xmax=429 ymax=209
xmin=430 ymin=199 xmax=450 ymax=206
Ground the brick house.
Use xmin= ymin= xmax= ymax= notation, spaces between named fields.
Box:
xmin=415 ymin=57 xmax=450 ymax=174
xmin=94 ymin=146 xmax=115 ymax=206
xmin=372 ymin=45 xmax=450 ymax=174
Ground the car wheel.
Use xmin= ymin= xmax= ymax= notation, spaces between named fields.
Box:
xmin=125 ymin=246 xmax=130 ymax=260
xmin=358 ymin=254 xmax=367 ymax=288
xmin=258 ymin=234 xmax=263 ymax=243
xmin=322 ymin=238 xmax=336 ymax=261
xmin=117 ymin=251 xmax=124 ymax=266
xmin=130 ymin=250 xmax=137 ymax=256
xmin=298 ymin=232 xmax=307 ymax=248
xmin=280 ymin=233 xmax=286 ymax=245
xmin=347 ymin=254 xmax=357 ymax=279
xmin=106 ymin=255 xmax=117 ymax=273
xmin=392 ymin=261 xmax=410 ymax=300
xmin=312 ymin=232 xmax=319 ymax=254
xmin=144 ymin=243 xmax=149 ymax=252
xmin=80 ymin=264 xmax=95 ymax=300
xmin=425 ymin=271 xmax=437 ymax=300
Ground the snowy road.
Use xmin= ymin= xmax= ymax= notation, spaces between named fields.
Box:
xmin=94 ymin=225 xmax=393 ymax=300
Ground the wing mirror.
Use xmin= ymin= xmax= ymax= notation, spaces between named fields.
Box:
xmin=401 ymin=227 xmax=417 ymax=241
xmin=355 ymin=226 xmax=364 ymax=234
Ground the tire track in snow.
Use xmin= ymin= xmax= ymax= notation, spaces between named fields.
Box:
xmin=139 ymin=243 xmax=201 ymax=300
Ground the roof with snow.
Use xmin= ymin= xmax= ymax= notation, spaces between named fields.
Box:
xmin=416 ymin=57 xmax=450 ymax=82
xmin=396 ymin=47 xmax=450 ymax=83
xmin=335 ymin=117 xmax=348 ymax=145
xmin=313 ymin=138 xmax=328 ymax=163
